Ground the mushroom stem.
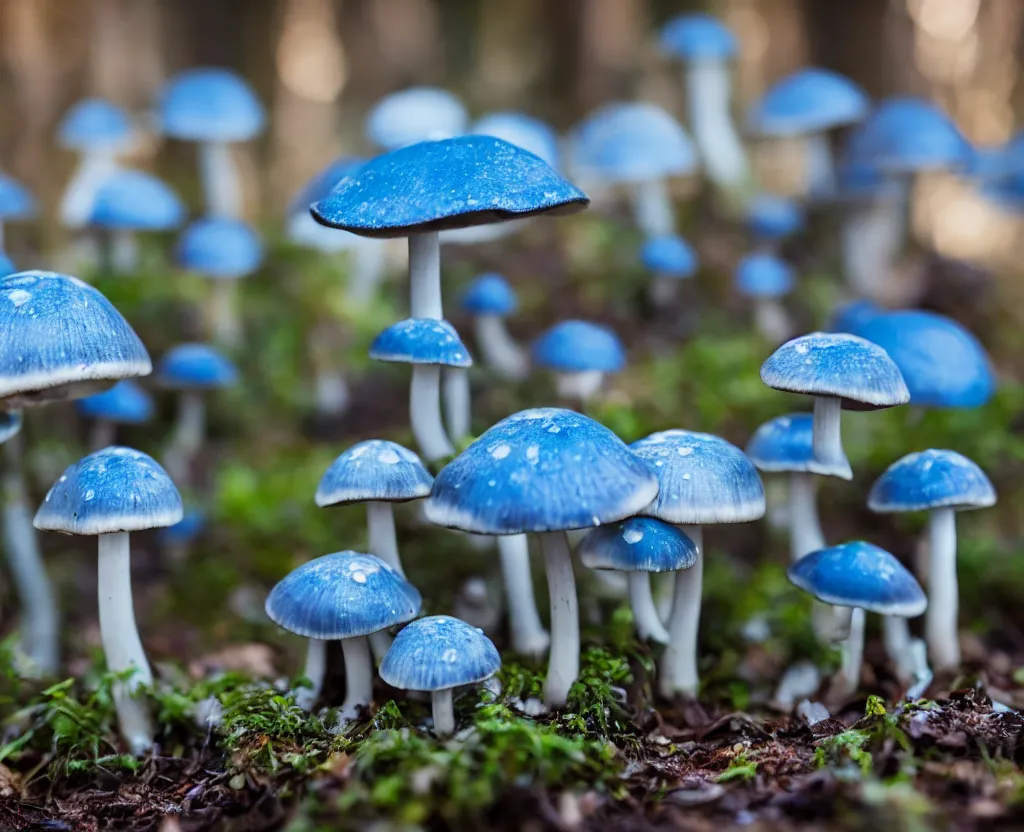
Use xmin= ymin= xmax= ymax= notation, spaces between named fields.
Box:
xmin=313 ymin=369 xmax=350 ymax=417
xmin=660 ymin=524 xmax=703 ymax=698
xmin=346 ymin=241 xmax=387 ymax=306
xmin=788 ymin=472 xmax=825 ymax=562
xmin=60 ymin=150 xmax=119 ymax=228
xmin=473 ymin=315 xmax=528 ymax=380
xmin=649 ymin=274 xmax=680 ymax=307
xmin=432 ymin=687 xmax=455 ymax=737
xmin=539 ymin=531 xmax=580 ymax=707
xmin=684 ymin=61 xmax=748 ymax=191
xmin=804 ymin=133 xmax=836 ymax=198
xmin=555 ymin=370 xmax=604 ymax=404
xmin=110 ymin=230 xmax=139 ymax=274
xmin=841 ymin=195 xmax=906 ymax=301
xmin=97 ymin=531 xmax=154 ymax=753
xmin=369 ymin=630 xmax=393 ymax=663
xmin=812 ymin=396 xmax=851 ymax=480
xmin=496 ymin=534 xmax=549 ymax=658
xmin=753 ymin=298 xmax=793 ymax=344
xmin=882 ymin=616 xmax=917 ymax=684
xmin=338 ymin=635 xmax=374 ymax=722
xmin=815 ymin=602 xmax=852 ymax=643
xmin=199 ymin=141 xmax=242 ymax=218
xmin=209 ymin=279 xmax=242 ymax=347
xmin=926 ymin=507 xmax=960 ymax=670
xmin=409 ymin=365 xmax=454 ymax=463
xmin=296 ymin=637 xmax=326 ymax=710
xmin=89 ymin=419 xmax=117 ymax=452
xmin=442 ymin=367 xmax=471 ymax=444
xmin=366 ymin=501 xmax=403 ymax=575
xmin=837 ymin=607 xmax=865 ymax=698
xmin=3 ymin=438 xmax=59 ymax=675
xmin=166 ymin=390 xmax=205 ymax=486
xmin=409 ymin=231 xmax=442 ymax=319
xmin=632 ymin=178 xmax=675 ymax=238
xmin=627 ymin=572 xmax=670 ymax=644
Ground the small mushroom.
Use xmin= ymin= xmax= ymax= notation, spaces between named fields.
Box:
xmin=34 ymin=447 xmax=183 ymax=753
xmin=734 ymin=253 xmax=795 ymax=344
xmin=640 ymin=235 xmax=698 ymax=306
xmin=76 ymin=379 xmax=155 ymax=451
xmin=0 ymin=174 xmax=36 ymax=253
xmin=745 ymin=195 xmax=804 ymax=250
xmin=265 ymin=551 xmax=420 ymax=719
xmin=578 ymin=517 xmax=697 ymax=644
xmin=531 ymin=320 xmax=626 ymax=405
xmin=788 ymin=541 xmax=926 ymax=698
xmin=459 ymin=274 xmax=528 ymax=382
xmin=366 ymin=87 xmax=468 ymax=150
xmin=379 ymin=615 xmax=500 ymax=737
xmin=868 ymin=450 xmax=995 ymax=671
xmin=760 ymin=332 xmax=909 ymax=480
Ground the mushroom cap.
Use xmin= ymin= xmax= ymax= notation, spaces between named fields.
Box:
xmin=828 ymin=299 xmax=884 ymax=334
xmin=735 ymin=252 xmax=794 ymax=298
xmin=157 ymin=343 xmax=238 ymax=389
xmin=34 ymin=446 xmax=183 ymax=535
xmin=366 ymin=87 xmax=468 ymax=151
xmin=425 ymin=407 xmax=659 ymax=535
xmin=787 ymin=541 xmax=927 ymax=617
xmin=288 ymin=156 xmax=364 ymax=217
xmin=75 ymin=379 xmax=154 ymax=424
xmin=658 ymin=13 xmax=737 ymax=61
xmin=531 ymin=320 xmax=625 ymax=373
xmin=578 ymin=517 xmax=698 ymax=573
xmin=853 ymin=311 xmax=994 ymax=409
xmin=316 ymin=440 xmax=433 ymax=507
xmin=460 ymin=273 xmax=518 ymax=316
xmin=89 ymin=170 xmax=185 ymax=231
xmin=571 ymin=102 xmax=697 ymax=184
xmin=760 ymin=332 xmax=910 ymax=410
xmin=265 ymin=551 xmax=421 ymax=639
xmin=746 ymin=194 xmax=804 ymax=240
xmin=287 ymin=157 xmax=369 ymax=252
xmin=748 ymin=68 xmax=869 ymax=136
xmin=867 ymin=449 xmax=996 ymax=513
xmin=379 ymin=615 xmax=500 ymax=692
xmin=640 ymin=235 xmax=698 ymax=277
xmin=312 ymin=136 xmax=588 ymax=238
xmin=472 ymin=112 xmax=560 ymax=169
xmin=369 ymin=319 xmax=472 ymax=368
xmin=157 ymin=508 xmax=205 ymax=546
xmin=850 ymin=98 xmax=971 ymax=174
xmin=157 ymin=68 xmax=265 ymax=143
xmin=630 ymin=430 xmax=765 ymax=525
xmin=176 ymin=217 xmax=264 ymax=279
xmin=58 ymin=98 xmax=132 ymax=151
xmin=745 ymin=413 xmax=822 ymax=474
xmin=0 ymin=174 xmax=35 ymax=220
xmin=0 ymin=410 xmax=22 ymax=445
xmin=0 ymin=272 xmax=151 ymax=408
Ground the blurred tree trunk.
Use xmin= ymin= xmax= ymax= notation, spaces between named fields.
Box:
xmin=799 ymin=0 xmax=887 ymax=96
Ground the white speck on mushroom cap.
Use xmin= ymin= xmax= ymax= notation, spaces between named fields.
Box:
xmin=794 ymin=343 xmax=808 ymax=354
xmin=489 ymin=443 xmax=511 ymax=460
xmin=623 ymin=526 xmax=643 ymax=544
xmin=526 ymin=445 xmax=539 ymax=463
xmin=442 ymin=648 xmax=459 ymax=663
xmin=378 ymin=448 xmax=401 ymax=464
xmin=7 ymin=289 xmax=31 ymax=307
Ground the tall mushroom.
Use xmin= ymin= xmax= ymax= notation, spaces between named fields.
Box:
xmin=532 ymin=320 xmax=626 ymax=405
xmin=76 ymin=380 xmax=155 ymax=451
xmin=426 ymin=408 xmax=658 ymax=706
xmin=34 ymin=447 xmax=183 ymax=753
xmin=640 ymin=235 xmax=698 ymax=306
xmin=459 ymin=274 xmax=529 ymax=382
xmin=630 ymin=430 xmax=765 ymax=697
xmin=366 ymin=87 xmax=468 ymax=151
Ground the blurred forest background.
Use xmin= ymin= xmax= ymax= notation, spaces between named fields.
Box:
xmin=0 ymin=0 xmax=1021 ymax=278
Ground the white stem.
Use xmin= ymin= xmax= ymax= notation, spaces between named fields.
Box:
xmin=788 ymin=473 xmax=825 ymax=562
xmin=837 ymin=607 xmax=865 ymax=698
xmin=474 ymin=316 xmax=529 ymax=381
xmin=555 ymin=370 xmax=604 ymax=403
xmin=841 ymin=197 xmax=904 ymax=301
xmin=649 ymin=274 xmax=680 ymax=307
xmin=313 ymin=370 xmax=350 ymax=417
xmin=98 ymin=531 xmax=153 ymax=753
xmin=684 ymin=62 xmax=748 ymax=189
xmin=497 ymin=534 xmax=549 ymax=658
xmin=926 ymin=508 xmax=960 ymax=670
xmin=654 ymin=571 xmax=674 ymax=621
xmin=60 ymin=151 xmax=119 ymax=228
xmin=369 ymin=629 xmax=393 ymax=663
xmin=110 ymin=230 xmax=138 ymax=274
xmin=628 ymin=571 xmax=670 ymax=644
xmin=814 ymin=602 xmax=852 ymax=643
xmin=295 ymin=637 xmax=326 ymax=710
xmin=660 ymin=525 xmax=703 ymax=698
xmin=812 ymin=396 xmax=851 ymax=480
xmin=410 ymin=365 xmax=453 ymax=462
xmin=432 ymin=687 xmax=455 ymax=737
xmin=209 ymin=279 xmax=242 ymax=347
xmin=339 ymin=635 xmax=374 ymax=721
xmin=539 ymin=531 xmax=580 ymax=707
xmin=199 ymin=142 xmax=242 ymax=217
xmin=366 ymin=501 xmax=402 ymax=575
xmin=409 ymin=232 xmax=442 ymax=319
xmin=632 ymin=178 xmax=675 ymax=238
xmin=805 ymin=133 xmax=836 ymax=199
xmin=753 ymin=298 xmax=793 ymax=344
xmin=89 ymin=419 xmax=117 ymax=452
xmin=165 ymin=390 xmax=204 ymax=486
xmin=882 ymin=616 xmax=916 ymax=684
xmin=442 ymin=367 xmax=471 ymax=444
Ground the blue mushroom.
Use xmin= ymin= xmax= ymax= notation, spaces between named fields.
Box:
xmin=760 ymin=332 xmax=910 ymax=480
xmin=316 ymin=440 xmax=433 ymax=576
xmin=0 ymin=173 xmax=36 ymax=249
xmin=734 ymin=253 xmax=796 ymax=343
xmin=265 ymin=551 xmax=421 ymax=719
xmin=868 ymin=450 xmax=995 ymax=672
xmin=578 ymin=517 xmax=697 ymax=644
xmin=828 ymin=299 xmax=884 ymax=335
xmin=366 ymin=87 xmax=467 ymax=151
xmin=532 ymin=320 xmax=626 ymax=404
xmin=641 ymin=235 xmax=698 ymax=305
xmin=788 ymin=541 xmax=926 ymax=697
xmin=34 ymin=447 xmax=183 ymax=752
xmin=460 ymin=274 xmax=528 ymax=381
xmin=369 ymin=318 xmax=472 ymax=462
xmin=0 ymin=409 xmax=22 ymax=445
xmin=658 ymin=14 xmax=747 ymax=193
xmin=157 ymin=507 xmax=206 ymax=563
xmin=426 ymin=408 xmax=658 ymax=706
xmin=380 ymin=615 xmax=500 ymax=737
xmin=631 ymin=430 xmax=765 ymax=697
xmin=472 ymin=112 xmax=559 ymax=169
xmin=156 ymin=68 xmax=265 ymax=217
xmin=851 ymin=98 xmax=972 ymax=175
xmin=0 ymin=271 xmax=151 ymax=409
xmin=76 ymin=379 xmax=154 ymax=450
xmin=746 ymin=194 xmax=804 ymax=243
